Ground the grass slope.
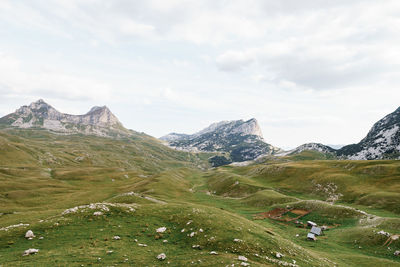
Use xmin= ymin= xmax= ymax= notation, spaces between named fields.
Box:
xmin=0 ymin=129 xmax=400 ymax=266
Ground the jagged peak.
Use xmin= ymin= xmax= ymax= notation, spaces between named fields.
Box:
xmin=87 ymin=105 xmax=109 ymax=114
xmin=28 ymin=99 xmax=52 ymax=109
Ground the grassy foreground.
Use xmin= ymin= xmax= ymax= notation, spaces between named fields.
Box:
xmin=0 ymin=129 xmax=400 ymax=266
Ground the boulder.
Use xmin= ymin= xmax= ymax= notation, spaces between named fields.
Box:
xmin=238 ymin=255 xmax=248 ymax=261
xmin=25 ymin=230 xmax=35 ymax=239
xmin=157 ymin=253 xmax=166 ymax=261
xmin=156 ymin=227 xmax=167 ymax=233
xmin=22 ymin=248 xmax=39 ymax=256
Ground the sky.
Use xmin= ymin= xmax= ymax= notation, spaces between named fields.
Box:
xmin=1 ymin=0 xmax=400 ymax=149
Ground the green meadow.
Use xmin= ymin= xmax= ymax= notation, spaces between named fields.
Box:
xmin=0 ymin=129 xmax=399 ymax=266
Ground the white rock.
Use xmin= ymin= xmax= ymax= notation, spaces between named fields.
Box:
xmin=275 ymin=252 xmax=283 ymax=258
xmin=199 ymin=228 xmax=204 ymax=233
xmin=189 ymin=231 xmax=196 ymax=237
xmin=39 ymin=236 xmax=44 ymax=240
xmin=210 ymin=251 xmax=218 ymax=255
xmin=113 ymin=236 xmax=121 ymax=240
xmin=377 ymin=230 xmax=390 ymax=237
xmin=238 ymin=255 xmax=248 ymax=261
xmin=234 ymin=238 xmax=243 ymax=242
xmin=157 ymin=253 xmax=166 ymax=260
xmin=25 ymin=230 xmax=35 ymax=239
xmin=240 ymin=263 xmax=250 ymax=266
xmin=163 ymin=240 xmax=168 ymax=243
xmin=156 ymin=227 xmax=167 ymax=233
xmin=22 ymin=248 xmax=39 ymax=256
xmin=138 ymin=243 xmax=147 ymax=247
xmin=107 ymin=250 xmax=113 ymax=254
xmin=394 ymin=250 xmax=400 ymax=256
xmin=93 ymin=211 xmax=103 ymax=216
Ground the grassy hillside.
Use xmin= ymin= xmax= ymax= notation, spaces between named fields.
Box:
xmin=0 ymin=129 xmax=400 ymax=266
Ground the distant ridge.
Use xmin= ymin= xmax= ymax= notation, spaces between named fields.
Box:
xmin=337 ymin=106 xmax=400 ymax=159
xmin=0 ymin=99 xmax=129 ymax=137
xmin=161 ymin=118 xmax=281 ymax=165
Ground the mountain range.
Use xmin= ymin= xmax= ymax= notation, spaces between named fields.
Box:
xmin=161 ymin=119 xmax=281 ymax=165
xmin=0 ymin=99 xmax=129 ymax=137
xmin=1 ymin=99 xmax=400 ymax=163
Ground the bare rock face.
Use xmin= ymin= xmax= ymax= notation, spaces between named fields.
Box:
xmin=25 ymin=230 xmax=35 ymax=239
xmin=22 ymin=248 xmax=39 ymax=256
xmin=338 ymin=106 xmax=400 ymax=160
xmin=160 ymin=118 xmax=280 ymax=165
xmin=0 ymin=99 xmax=129 ymax=137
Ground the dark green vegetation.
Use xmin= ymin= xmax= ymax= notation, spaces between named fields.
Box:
xmin=1 ymin=128 xmax=400 ymax=266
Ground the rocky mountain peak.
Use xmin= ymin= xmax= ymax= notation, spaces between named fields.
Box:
xmin=234 ymin=118 xmax=264 ymax=139
xmin=160 ymin=118 xmax=279 ymax=164
xmin=192 ymin=118 xmax=264 ymax=140
xmin=0 ymin=99 xmax=127 ymax=137
xmin=338 ymin=106 xmax=400 ymax=159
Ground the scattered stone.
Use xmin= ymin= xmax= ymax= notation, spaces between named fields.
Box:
xmin=156 ymin=227 xmax=167 ymax=233
xmin=186 ymin=221 xmax=192 ymax=225
xmin=39 ymin=237 xmax=44 ymax=240
xmin=163 ymin=240 xmax=168 ymax=243
xmin=113 ymin=236 xmax=121 ymax=240
xmin=93 ymin=211 xmax=103 ymax=216
xmin=189 ymin=232 xmax=196 ymax=237
xmin=238 ymin=255 xmax=248 ymax=261
xmin=25 ymin=230 xmax=35 ymax=239
xmin=181 ymin=229 xmax=186 ymax=232
xmin=192 ymin=245 xmax=201 ymax=249
xmin=377 ymin=230 xmax=390 ymax=237
xmin=22 ymin=248 xmax=39 ymax=256
xmin=240 ymin=263 xmax=250 ymax=266
xmin=234 ymin=238 xmax=243 ymax=243
xmin=107 ymin=250 xmax=113 ymax=254
xmin=275 ymin=252 xmax=283 ymax=258
xmin=138 ymin=243 xmax=148 ymax=247
xmin=157 ymin=253 xmax=166 ymax=261
xmin=0 ymin=223 xmax=29 ymax=232
xmin=210 ymin=251 xmax=218 ymax=255
xmin=199 ymin=228 xmax=204 ymax=233
xmin=394 ymin=250 xmax=400 ymax=256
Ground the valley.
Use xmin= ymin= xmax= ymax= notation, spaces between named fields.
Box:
xmin=0 ymin=128 xmax=399 ymax=266
xmin=0 ymin=101 xmax=399 ymax=266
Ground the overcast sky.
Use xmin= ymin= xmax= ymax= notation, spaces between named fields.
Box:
xmin=1 ymin=0 xmax=400 ymax=149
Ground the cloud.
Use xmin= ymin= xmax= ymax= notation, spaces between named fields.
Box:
xmin=0 ymin=52 xmax=112 ymax=102
xmin=216 ymin=50 xmax=254 ymax=71
xmin=1 ymin=0 xmax=400 ymax=148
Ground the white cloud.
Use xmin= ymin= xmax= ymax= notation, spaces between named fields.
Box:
xmin=0 ymin=52 xmax=112 ymax=102
xmin=0 ymin=0 xmax=400 ymax=148
xmin=216 ymin=50 xmax=254 ymax=71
